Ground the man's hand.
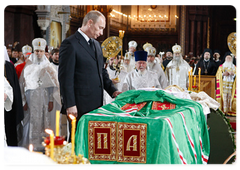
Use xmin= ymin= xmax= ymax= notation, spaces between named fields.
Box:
xmin=111 ymin=79 xmax=119 ymax=84
xmin=112 ymin=91 xmax=122 ymax=98
xmin=67 ymin=105 xmax=78 ymax=118
xmin=229 ymin=71 xmax=235 ymax=76
xmin=23 ymin=103 xmax=28 ymax=111
xmin=4 ymin=93 xmax=7 ymax=102
xmin=48 ymin=101 xmax=53 ymax=112
xmin=223 ymin=71 xmax=229 ymax=76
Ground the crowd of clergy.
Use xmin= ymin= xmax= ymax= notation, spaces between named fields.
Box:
xmin=4 ymin=36 xmax=236 ymax=150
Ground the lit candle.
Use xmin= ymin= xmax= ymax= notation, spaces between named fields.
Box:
xmin=45 ymin=129 xmax=54 ymax=160
xmin=194 ymin=76 xmax=196 ymax=86
xmin=175 ymin=15 xmax=177 ymax=26
xmin=29 ymin=144 xmax=33 ymax=152
xmin=188 ymin=70 xmax=191 ymax=91
xmin=190 ymin=67 xmax=193 ymax=91
xmin=164 ymin=15 xmax=166 ymax=24
xmin=198 ymin=68 xmax=201 ymax=92
xmin=69 ymin=114 xmax=76 ymax=155
xmin=55 ymin=110 xmax=60 ymax=136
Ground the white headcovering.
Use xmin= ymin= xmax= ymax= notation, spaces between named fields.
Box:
xmin=4 ymin=46 xmax=10 ymax=62
xmin=128 ymin=40 xmax=137 ymax=49
xmin=145 ymin=46 xmax=156 ymax=56
xmin=22 ymin=45 xmax=32 ymax=54
xmin=32 ymin=38 xmax=47 ymax=51
xmin=172 ymin=43 xmax=181 ymax=53
xmin=124 ymin=52 xmax=133 ymax=60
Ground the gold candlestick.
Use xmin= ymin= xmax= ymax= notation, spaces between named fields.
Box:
xmin=119 ymin=30 xmax=125 ymax=61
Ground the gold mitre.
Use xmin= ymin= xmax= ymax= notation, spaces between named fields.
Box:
xmin=172 ymin=43 xmax=181 ymax=53
xmin=227 ymin=32 xmax=236 ymax=56
xmin=101 ymin=36 xmax=122 ymax=59
xmin=143 ymin=42 xmax=152 ymax=51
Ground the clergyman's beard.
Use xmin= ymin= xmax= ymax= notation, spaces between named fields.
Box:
xmin=224 ymin=61 xmax=232 ymax=68
xmin=147 ymin=61 xmax=154 ymax=69
xmin=32 ymin=53 xmax=44 ymax=64
xmin=123 ymin=62 xmax=129 ymax=68
xmin=37 ymin=56 xmax=43 ymax=62
xmin=174 ymin=56 xmax=180 ymax=62
xmin=2 ymin=57 xmax=6 ymax=66
xmin=138 ymin=67 xmax=146 ymax=74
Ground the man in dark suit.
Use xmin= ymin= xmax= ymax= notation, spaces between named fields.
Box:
xmin=194 ymin=48 xmax=217 ymax=75
xmin=162 ymin=49 xmax=173 ymax=71
xmin=59 ymin=10 xmax=121 ymax=139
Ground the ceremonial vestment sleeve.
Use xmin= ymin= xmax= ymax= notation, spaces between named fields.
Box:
xmin=158 ymin=66 xmax=168 ymax=89
xmin=102 ymin=65 xmax=118 ymax=96
xmin=4 ymin=77 xmax=13 ymax=111
xmin=47 ymin=87 xmax=54 ymax=102
xmin=121 ymin=74 xmax=131 ymax=92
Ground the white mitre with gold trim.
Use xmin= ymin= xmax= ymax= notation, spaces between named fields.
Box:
xmin=172 ymin=43 xmax=181 ymax=53
xmin=124 ymin=52 xmax=133 ymax=60
xmin=22 ymin=45 xmax=32 ymax=54
xmin=145 ymin=46 xmax=156 ymax=56
xmin=32 ymin=38 xmax=47 ymax=51
xmin=128 ymin=40 xmax=137 ymax=49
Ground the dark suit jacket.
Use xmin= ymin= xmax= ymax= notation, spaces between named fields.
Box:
xmin=4 ymin=61 xmax=24 ymax=146
xmin=194 ymin=60 xmax=217 ymax=75
xmin=162 ymin=59 xmax=171 ymax=70
xmin=59 ymin=31 xmax=117 ymax=119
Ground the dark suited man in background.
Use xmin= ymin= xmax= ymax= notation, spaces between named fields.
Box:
xmin=194 ymin=48 xmax=217 ymax=75
xmin=59 ymin=10 xmax=121 ymax=140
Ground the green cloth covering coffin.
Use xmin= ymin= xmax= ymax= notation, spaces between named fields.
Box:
xmin=75 ymin=90 xmax=210 ymax=164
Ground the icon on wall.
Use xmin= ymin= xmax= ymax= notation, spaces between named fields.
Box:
xmin=50 ymin=21 xmax=62 ymax=48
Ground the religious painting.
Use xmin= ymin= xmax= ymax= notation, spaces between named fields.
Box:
xmin=50 ymin=21 xmax=62 ymax=48
xmin=88 ymin=121 xmax=117 ymax=161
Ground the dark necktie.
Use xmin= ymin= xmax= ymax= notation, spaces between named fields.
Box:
xmin=88 ymin=39 xmax=95 ymax=52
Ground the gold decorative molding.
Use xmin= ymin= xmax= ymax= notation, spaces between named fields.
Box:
xmin=180 ymin=6 xmax=186 ymax=54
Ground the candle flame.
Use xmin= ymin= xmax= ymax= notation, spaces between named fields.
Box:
xmin=69 ymin=114 xmax=76 ymax=120
xmin=29 ymin=144 xmax=33 ymax=152
xmin=45 ymin=129 xmax=53 ymax=135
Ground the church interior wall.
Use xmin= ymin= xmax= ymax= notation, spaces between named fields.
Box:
xmin=4 ymin=5 xmax=236 ymax=58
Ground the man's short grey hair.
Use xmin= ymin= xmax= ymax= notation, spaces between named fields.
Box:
xmin=82 ymin=10 xmax=105 ymax=26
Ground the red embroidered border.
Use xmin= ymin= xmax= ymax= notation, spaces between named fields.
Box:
xmin=152 ymin=101 xmax=176 ymax=110
xmin=121 ymin=102 xmax=147 ymax=111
